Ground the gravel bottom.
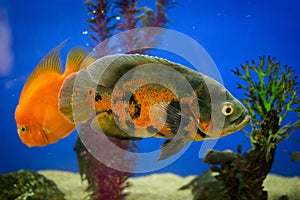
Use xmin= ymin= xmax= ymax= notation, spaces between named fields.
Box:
xmin=39 ymin=170 xmax=300 ymax=200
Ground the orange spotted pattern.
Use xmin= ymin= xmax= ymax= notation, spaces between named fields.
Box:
xmin=198 ymin=118 xmax=211 ymax=133
xmin=93 ymin=82 xmax=179 ymax=137
xmin=130 ymin=85 xmax=177 ymax=127
xmin=94 ymin=93 xmax=111 ymax=112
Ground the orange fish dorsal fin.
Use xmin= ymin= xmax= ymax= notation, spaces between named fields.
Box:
xmin=64 ymin=48 xmax=97 ymax=75
xmin=20 ymin=43 xmax=63 ymax=99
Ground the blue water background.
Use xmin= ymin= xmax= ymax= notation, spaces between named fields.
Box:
xmin=0 ymin=0 xmax=299 ymax=177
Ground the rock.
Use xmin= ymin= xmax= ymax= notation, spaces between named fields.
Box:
xmin=0 ymin=169 xmax=66 ymax=200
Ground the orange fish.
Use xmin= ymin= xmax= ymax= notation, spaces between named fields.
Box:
xmin=15 ymin=43 xmax=96 ymax=147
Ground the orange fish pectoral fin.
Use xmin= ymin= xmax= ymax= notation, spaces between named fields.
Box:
xmin=64 ymin=47 xmax=98 ymax=76
xmin=20 ymin=42 xmax=64 ymax=100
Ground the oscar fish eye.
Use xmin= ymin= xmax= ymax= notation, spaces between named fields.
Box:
xmin=20 ymin=125 xmax=27 ymax=133
xmin=222 ymin=102 xmax=234 ymax=116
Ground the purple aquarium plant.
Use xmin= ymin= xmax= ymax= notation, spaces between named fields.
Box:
xmin=85 ymin=0 xmax=175 ymax=55
xmin=74 ymin=132 xmax=136 ymax=200
xmin=74 ymin=0 xmax=175 ymax=199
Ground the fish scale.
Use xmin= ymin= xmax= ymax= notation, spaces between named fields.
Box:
xmin=59 ymin=53 xmax=250 ymax=160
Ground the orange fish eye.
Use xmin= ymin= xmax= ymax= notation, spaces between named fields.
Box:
xmin=222 ymin=103 xmax=234 ymax=116
xmin=20 ymin=125 xmax=27 ymax=133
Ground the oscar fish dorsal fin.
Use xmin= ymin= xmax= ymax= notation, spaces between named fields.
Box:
xmin=87 ymin=54 xmax=182 ymax=87
xmin=64 ymin=47 xmax=97 ymax=76
xmin=20 ymin=42 xmax=64 ymax=100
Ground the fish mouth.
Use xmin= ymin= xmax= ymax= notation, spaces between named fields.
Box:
xmin=232 ymin=110 xmax=250 ymax=126
xmin=224 ymin=111 xmax=251 ymax=133
xmin=235 ymin=114 xmax=251 ymax=130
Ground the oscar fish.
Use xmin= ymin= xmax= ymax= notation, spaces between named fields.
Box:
xmin=59 ymin=54 xmax=250 ymax=160
xmin=15 ymin=43 xmax=96 ymax=147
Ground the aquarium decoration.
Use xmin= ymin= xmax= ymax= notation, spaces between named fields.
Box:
xmin=75 ymin=0 xmax=175 ymax=199
xmin=0 ymin=170 xmax=65 ymax=200
xmin=182 ymin=56 xmax=300 ymax=200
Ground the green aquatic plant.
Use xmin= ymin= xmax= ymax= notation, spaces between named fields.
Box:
xmin=183 ymin=56 xmax=299 ymax=200
xmin=235 ymin=56 xmax=298 ymax=124
xmin=0 ymin=170 xmax=65 ymax=200
xmin=233 ymin=56 xmax=300 ymax=159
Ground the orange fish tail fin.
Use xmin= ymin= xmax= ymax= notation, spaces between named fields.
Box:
xmin=64 ymin=48 xmax=97 ymax=76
